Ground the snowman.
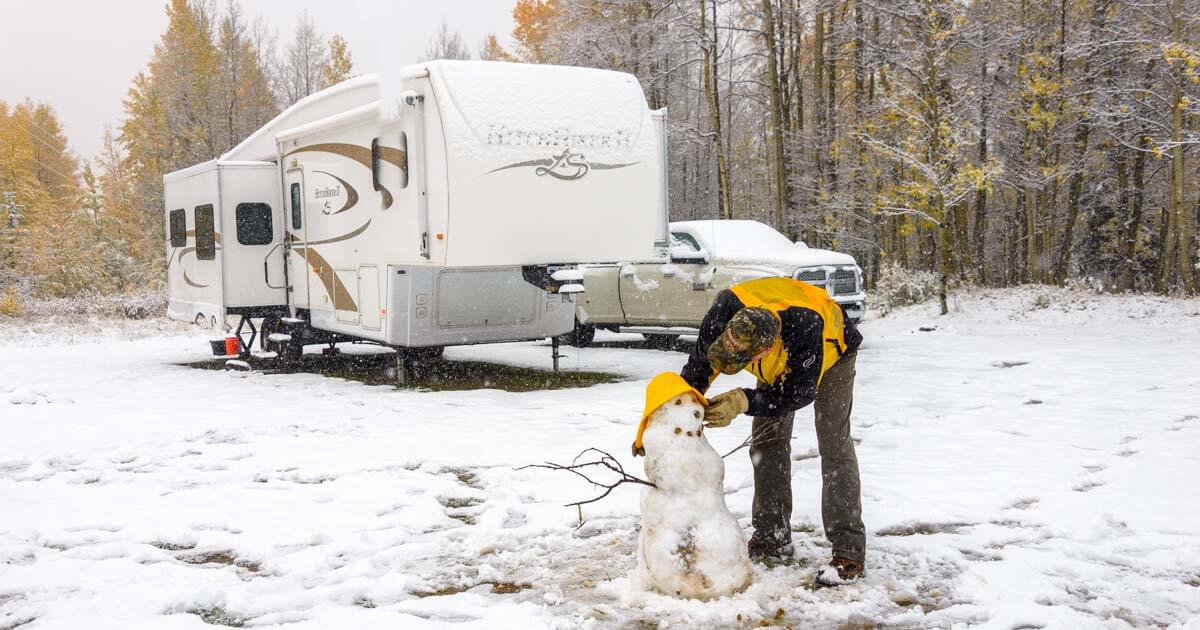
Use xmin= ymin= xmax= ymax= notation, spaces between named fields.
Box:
xmin=630 ymin=372 xmax=751 ymax=599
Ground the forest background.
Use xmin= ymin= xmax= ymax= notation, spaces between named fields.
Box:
xmin=1 ymin=0 xmax=1197 ymax=318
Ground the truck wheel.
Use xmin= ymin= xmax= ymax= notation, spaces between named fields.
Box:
xmin=561 ymin=320 xmax=596 ymax=348
xmin=643 ymin=333 xmax=680 ymax=350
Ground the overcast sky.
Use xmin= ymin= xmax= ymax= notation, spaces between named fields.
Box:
xmin=0 ymin=0 xmax=515 ymax=163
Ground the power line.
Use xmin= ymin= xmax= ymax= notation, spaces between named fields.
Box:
xmin=17 ymin=120 xmax=67 ymax=150
xmin=13 ymin=115 xmax=70 ymax=152
xmin=0 ymin=137 xmax=78 ymax=184
xmin=13 ymin=121 xmax=69 ymax=155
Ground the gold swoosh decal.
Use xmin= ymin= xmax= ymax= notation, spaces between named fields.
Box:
xmin=183 ymin=269 xmax=209 ymax=288
xmin=378 ymin=146 xmax=407 ymax=170
xmin=286 ymin=142 xmax=372 ymax=167
xmin=169 ymin=235 xmax=221 ymax=290
xmin=488 ymin=158 xmax=638 ymax=175
xmin=167 ymin=230 xmax=223 ymax=271
xmin=288 ymin=220 xmax=371 ymax=246
xmin=488 ymin=158 xmax=554 ymax=174
xmin=181 ymin=229 xmax=222 ymax=244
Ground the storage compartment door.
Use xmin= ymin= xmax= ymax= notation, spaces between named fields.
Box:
xmin=359 ymin=265 xmax=380 ymax=330
xmin=335 ymin=268 xmax=359 ymax=323
xmin=436 ymin=268 xmax=537 ymax=328
xmin=385 ymin=266 xmax=411 ymax=346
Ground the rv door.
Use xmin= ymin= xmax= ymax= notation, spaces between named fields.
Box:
xmin=651 ymin=108 xmax=670 ymax=248
xmin=404 ymin=91 xmax=431 ymax=259
xmin=285 ymin=168 xmax=310 ymax=309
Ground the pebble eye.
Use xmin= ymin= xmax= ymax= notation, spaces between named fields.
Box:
xmin=674 ymin=427 xmax=682 ymax=434
xmin=693 ymin=410 xmax=701 ymax=419
xmin=686 ymin=431 xmax=694 ymax=437
xmin=674 ymin=398 xmax=682 ymax=406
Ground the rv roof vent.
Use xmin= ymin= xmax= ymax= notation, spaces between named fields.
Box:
xmin=558 ymin=283 xmax=586 ymax=295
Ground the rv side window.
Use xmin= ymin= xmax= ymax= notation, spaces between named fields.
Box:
xmin=168 ymin=209 xmax=186 ymax=247
xmin=290 ymin=183 xmax=301 ymax=230
xmin=195 ymin=204 xmax=215 ymax=261
xmin=370 ymin=135 xmax=409 ymax=190
xmin=371 ymin=138 xmax=381 ymax=193
xmin=235 ymin=203 xmax=272 ymax=246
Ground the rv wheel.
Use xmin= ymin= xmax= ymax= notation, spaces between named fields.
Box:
xmin=642 ymin=333 xmax=680 ymax=350
xmin=410 ymin=346 xmax=445 ymax=360
xmin=261 ymin=316 xmax=303 ymax=367
xmin=561 ymin=320 xmax=596 ymax=348
xmin=277 ymin=341 xmax=303 ymax=367
xmin=260 ymin=316 xmax=281 ymax=351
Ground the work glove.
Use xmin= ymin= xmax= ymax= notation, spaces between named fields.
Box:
xmin=704 ymin=389 xmax=748 ymax=428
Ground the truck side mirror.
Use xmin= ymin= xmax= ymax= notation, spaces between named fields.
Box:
xmin=670 ymin=247 xmax=709 ymax=265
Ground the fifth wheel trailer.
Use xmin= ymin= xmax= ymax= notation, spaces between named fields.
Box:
xmin=164 ymin=60 xmax=669 ymax=362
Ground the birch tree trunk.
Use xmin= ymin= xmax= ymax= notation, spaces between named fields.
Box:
xmin=1053 ymin=0 xmax=1108 ymax=284
xmin=762 ymin=0 xmax=789 ymax=234
xmin=699 ymin=0 xmax=732 ymax=219
xmin=1168 ymin=0 xmax=1195 ymax=293
xmin=973 ymin=57 xmax=990 ymax=284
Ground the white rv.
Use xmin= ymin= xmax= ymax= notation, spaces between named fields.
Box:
xmin=164 ymin=61 xmax=668 ymax=363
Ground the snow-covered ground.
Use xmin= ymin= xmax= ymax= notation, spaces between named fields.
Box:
xmin=2 ymin=287 xmax=1199 ymax=629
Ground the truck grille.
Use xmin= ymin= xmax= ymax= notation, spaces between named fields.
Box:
xmin=829 ymin=269 xmax=857 ymax=295
xmin=796 ymin=269 xmax=826 ymax=283
xmin=794 ymin=267 xmax=858 ymax=296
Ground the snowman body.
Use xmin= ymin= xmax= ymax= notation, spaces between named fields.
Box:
xmin=635 ymin=394 xmax=751 ymax=599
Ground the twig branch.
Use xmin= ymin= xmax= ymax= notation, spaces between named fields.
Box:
xmin=516 ymin=448 xmax=656 ymax=508
xmin=721 ymin=424 xmax=796 ymax=459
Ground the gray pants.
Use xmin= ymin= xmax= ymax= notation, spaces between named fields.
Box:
xmin=748 ymin=351 xmax=864 ymax=560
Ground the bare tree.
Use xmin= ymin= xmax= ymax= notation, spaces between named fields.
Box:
xmin=278 ymin=10 xmax=328 ymax=108
xmin=421 ymin=20 xmax=472 ymax=62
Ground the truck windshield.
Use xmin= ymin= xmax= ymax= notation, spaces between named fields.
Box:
xmin=708 ymin=221 xmax=794 ymax=257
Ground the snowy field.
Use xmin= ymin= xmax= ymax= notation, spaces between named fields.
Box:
xmin=2 ymin=287 xmax=1199 ymax=629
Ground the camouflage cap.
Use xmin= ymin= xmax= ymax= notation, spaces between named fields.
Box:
xmin=707 ymin=307 xmax=780 ymax=375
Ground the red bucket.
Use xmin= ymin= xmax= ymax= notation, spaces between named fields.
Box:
xmin=224 ymin=337 xmax=241 ymax=356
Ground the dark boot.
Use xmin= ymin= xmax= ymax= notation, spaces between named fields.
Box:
xmin=747 ymin=531 xmax=795 ymax=561
xmin=816 ymin=555 xmax=865 ymax=586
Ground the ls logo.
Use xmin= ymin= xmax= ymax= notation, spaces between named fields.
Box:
xmin=535 ymin=148 xmax=590 ymax=180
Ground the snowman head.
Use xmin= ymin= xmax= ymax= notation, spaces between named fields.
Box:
xmin=640 ymin=393 xmax=707 ymax=456
xmin=633 ymin=372 xmax=709 ymax=457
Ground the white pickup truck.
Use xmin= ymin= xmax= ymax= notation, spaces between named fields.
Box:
xmin=565 ymin=220 xmax=866 ymax=347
